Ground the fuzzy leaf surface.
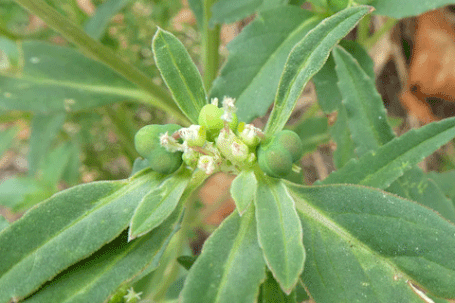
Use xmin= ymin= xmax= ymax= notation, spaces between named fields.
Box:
xmin=129 ymin=169 xmax=191 ymax=240
xmin=28 ymin=113 xmax=65 ymax=175
xmin=181 ymin=207 xmax=266 ymax=303
xmin=152 ymin=28 xmax=207 ymax=124
xmin=0 ymin=171 xmax=164 ymax=303
xmin=320 ymin=117 xmax=455 ymax=188
xmin=372 ymin=0 xmax=455 ymax=19
xmin=210 ymin=7 xmax=322 ymax=123
xmin=333 ymin=45 xmax=394 ymax=156
xmin=264 ymin=6 xmax=372 ymax=136
xmin=23 ymin=208 xmax=182 ymax=303
xmin=254 ymin=176 xmax=305 ymax=293
xmin=230 ymin=170 xmax=257 ymax=215
xmin=209 ymin=0 xmax=287 ymax=26
xmin=287 ymin=182 xmax=455 ymax=301
xmin=84 ymin=0 xmax=132 ymax=39
xmin=0 ymin=41 xmax=148 ymax=113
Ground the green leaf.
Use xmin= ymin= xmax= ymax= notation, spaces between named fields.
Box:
xmin=0 ymin=176 xmax=50 ymax=212
xmin=23 ymin=208 xmax=182 ymax=303
xmin=331 ymin=106 xmax=356 ymax=168
xmin=254 ymin=176 xmax=305 ymax=293
xmin=371 ymin=0 xmax=455 ymax=19
xmin=230 ymin=170 xmax=257 ymax=215
xmin=313 ymin=40 xmax=374 ymax=114
xmin=287 ymin=182 xmax=455 ymax=301
xmin=259 ymin=271 xmax=297 ymax=303
xmin=0 ymin=171 xmax=164 ymax=302
xmin=84 ymin=0 xmax=132 ymax=40
xmin=129 ymin=168 xmax=191 ymax=240
xmin=0 ymin=215 xmax=8 ymax=232
xmin=131 ymin=158 xmax=150 ymax=176
xmin=209 ymin=0 xmax=287 ymax=26
xmin=181 ymin=206 xmax=266 ymax=303
xmin=387 ymin=167 xmax=455 ymax=223
xmin=210 ymin=7 xmax=322 ymax=123
xmin=12 ymin=0 xmax=186 ymax=121
xmin=188 ymin=0 xmax=203 ymax=28
xmin=320 ymin=117 xmax=455 ymax=188
xmin=292 ymin=116 xmax=330 ymax=156
xmin=428 ymin=170 xmax=455 ymax=202
xmin=0 ymin=41 xmax=149 ymax=113
xmin=28 ymin=112 xmax=65 ymax=175
xmin=152 ymin=28 xmax=207 ymax=124
xmin=264 ymin=6 xmax=372 ymax=137
xmin=0 ymin=126 xmax=18 ymax=158
xmin=333 ymin=45 xmax=394 ymax=156
xmin=0 ymin=37 xmax=20 ymax=73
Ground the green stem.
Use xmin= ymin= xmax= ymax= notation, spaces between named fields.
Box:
xmin=356 ymin=13 xmax=371 ymax=45
xmin=363 ymin=18 xmax=397 ymax=50
xmin=103 ymin=105 xmax=138 ymax=162
xmin=151 ymin=170 xmax=208 ymax=301
xmin=202 ymin=0 xmax=220 ymax=91
xmin=13 ymin=0 xmax=190 ymax=125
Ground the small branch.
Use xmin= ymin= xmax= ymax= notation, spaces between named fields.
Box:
xmin=202 ymin=0 xmax=220 ymax=90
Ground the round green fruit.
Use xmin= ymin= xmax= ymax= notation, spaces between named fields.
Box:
xmin=274 ymin=130 xmax=303 ymax=162
xmin=198 ymin=104 xmax=224 ymax=138
xmin=134 ymin=124 xmax=183 ymax=174
xmin=257 ymin=143 xmax=293 ymax=178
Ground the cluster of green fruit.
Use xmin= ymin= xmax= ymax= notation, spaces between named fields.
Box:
xmin=134 ymin=102 xmax=303 ymax=178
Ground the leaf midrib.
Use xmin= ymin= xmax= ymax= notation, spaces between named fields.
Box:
xmin=0 ymin=74 xmax=150 ymax=100
xmin=155 ymin=31 xmax=202 ymax=120
xmin=214 ymin=209 xmax=256 ymax=303
xmin=233 ymin=14 xmax=321 ymax=101
xmin=0 ymin=174 xmax=152 ymax=294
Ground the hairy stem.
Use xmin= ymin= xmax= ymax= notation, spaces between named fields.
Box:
xmin=202 ymin=0 xmax=220 ymax=91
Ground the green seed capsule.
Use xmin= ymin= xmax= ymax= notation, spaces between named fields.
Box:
xmin=257 ymin=143 xmax=293 ymax=178
xmin=274 ymin=130 xmax=303 ymax=162
xmin=198 ymin=104 xmax=224 ymax=139
xmin=134 ymin=124 xmax=183 ymax=174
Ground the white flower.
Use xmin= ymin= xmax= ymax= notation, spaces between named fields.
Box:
xmin=198 ymin=155 xmax=216 ymax=175
xmin=124 ymin=287 xmax=142 ymax=303
xmin=239 ymin=123 xmax=262 ymax=147
xmin=220 ymin=97 xmax=237 ymax=123
xmin=211 ymin=97 xmax=219 ymax=107
xmin=159 ymin=131 xmax=180 ymax=152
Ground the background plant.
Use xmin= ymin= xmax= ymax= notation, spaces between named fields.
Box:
xmin=1 ymin=0 xmax=455 ymax=303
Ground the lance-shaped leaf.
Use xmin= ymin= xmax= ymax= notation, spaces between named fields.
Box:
xmin=333 ymin=45 xmax=395 ymax=156
xmin=258 ymin=271 xmax=297 ymax=303
xmin=264 ymin=6 xmax=372 ymax=137
xmin=0 ymin=41 xmax=151 ymax=113
xmin=388 ymin=167 xmax=455 ymax=224
xmin=84 ymin=0 xmax=132 ymax=40
xmin=210 ymin=7 xmax=322 ymax=123
xmin=28 ymin=112 xmax=66 ymax=175
xmin=427 ymin=170 xmax=455 ymax=202
xmin=23 ymin=207 xmax=183 ymax=303
xmin=286 ymin=182 xmax=455 ymax=301
xmin=329 ymin=44 xmax=455 ymax=223
xmin=372 ymin=0 xmax=455 ymax=19
xmin=254 ymin=176 xmax=305 ymax=293
xmin=320 ymin=117 xmax=455 ymax=188
xmin=152 ymin=28 xmax=207 ymax=124
xmin=230 ymin=170 xmax=257 ymax=215
xmin=181 ymin=206 xmax=266 ymax=303
xmin=129 ymin=168 xmax=191 ymax=240
xmin=0 ymin=171 xmax=164 ymax=303
xmin=209 ymin=0 xmax=287 ymax=26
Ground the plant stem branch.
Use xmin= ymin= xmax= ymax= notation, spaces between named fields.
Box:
xmin=13 ymin=0 xmax=190 ymax=125
xmin=357 ymin=14 xmax=371 ymax=45
xmin=202 ymin=0 xmax=220 ymax=91
xmin=363 ymin=18 xmax=397 ymax=50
